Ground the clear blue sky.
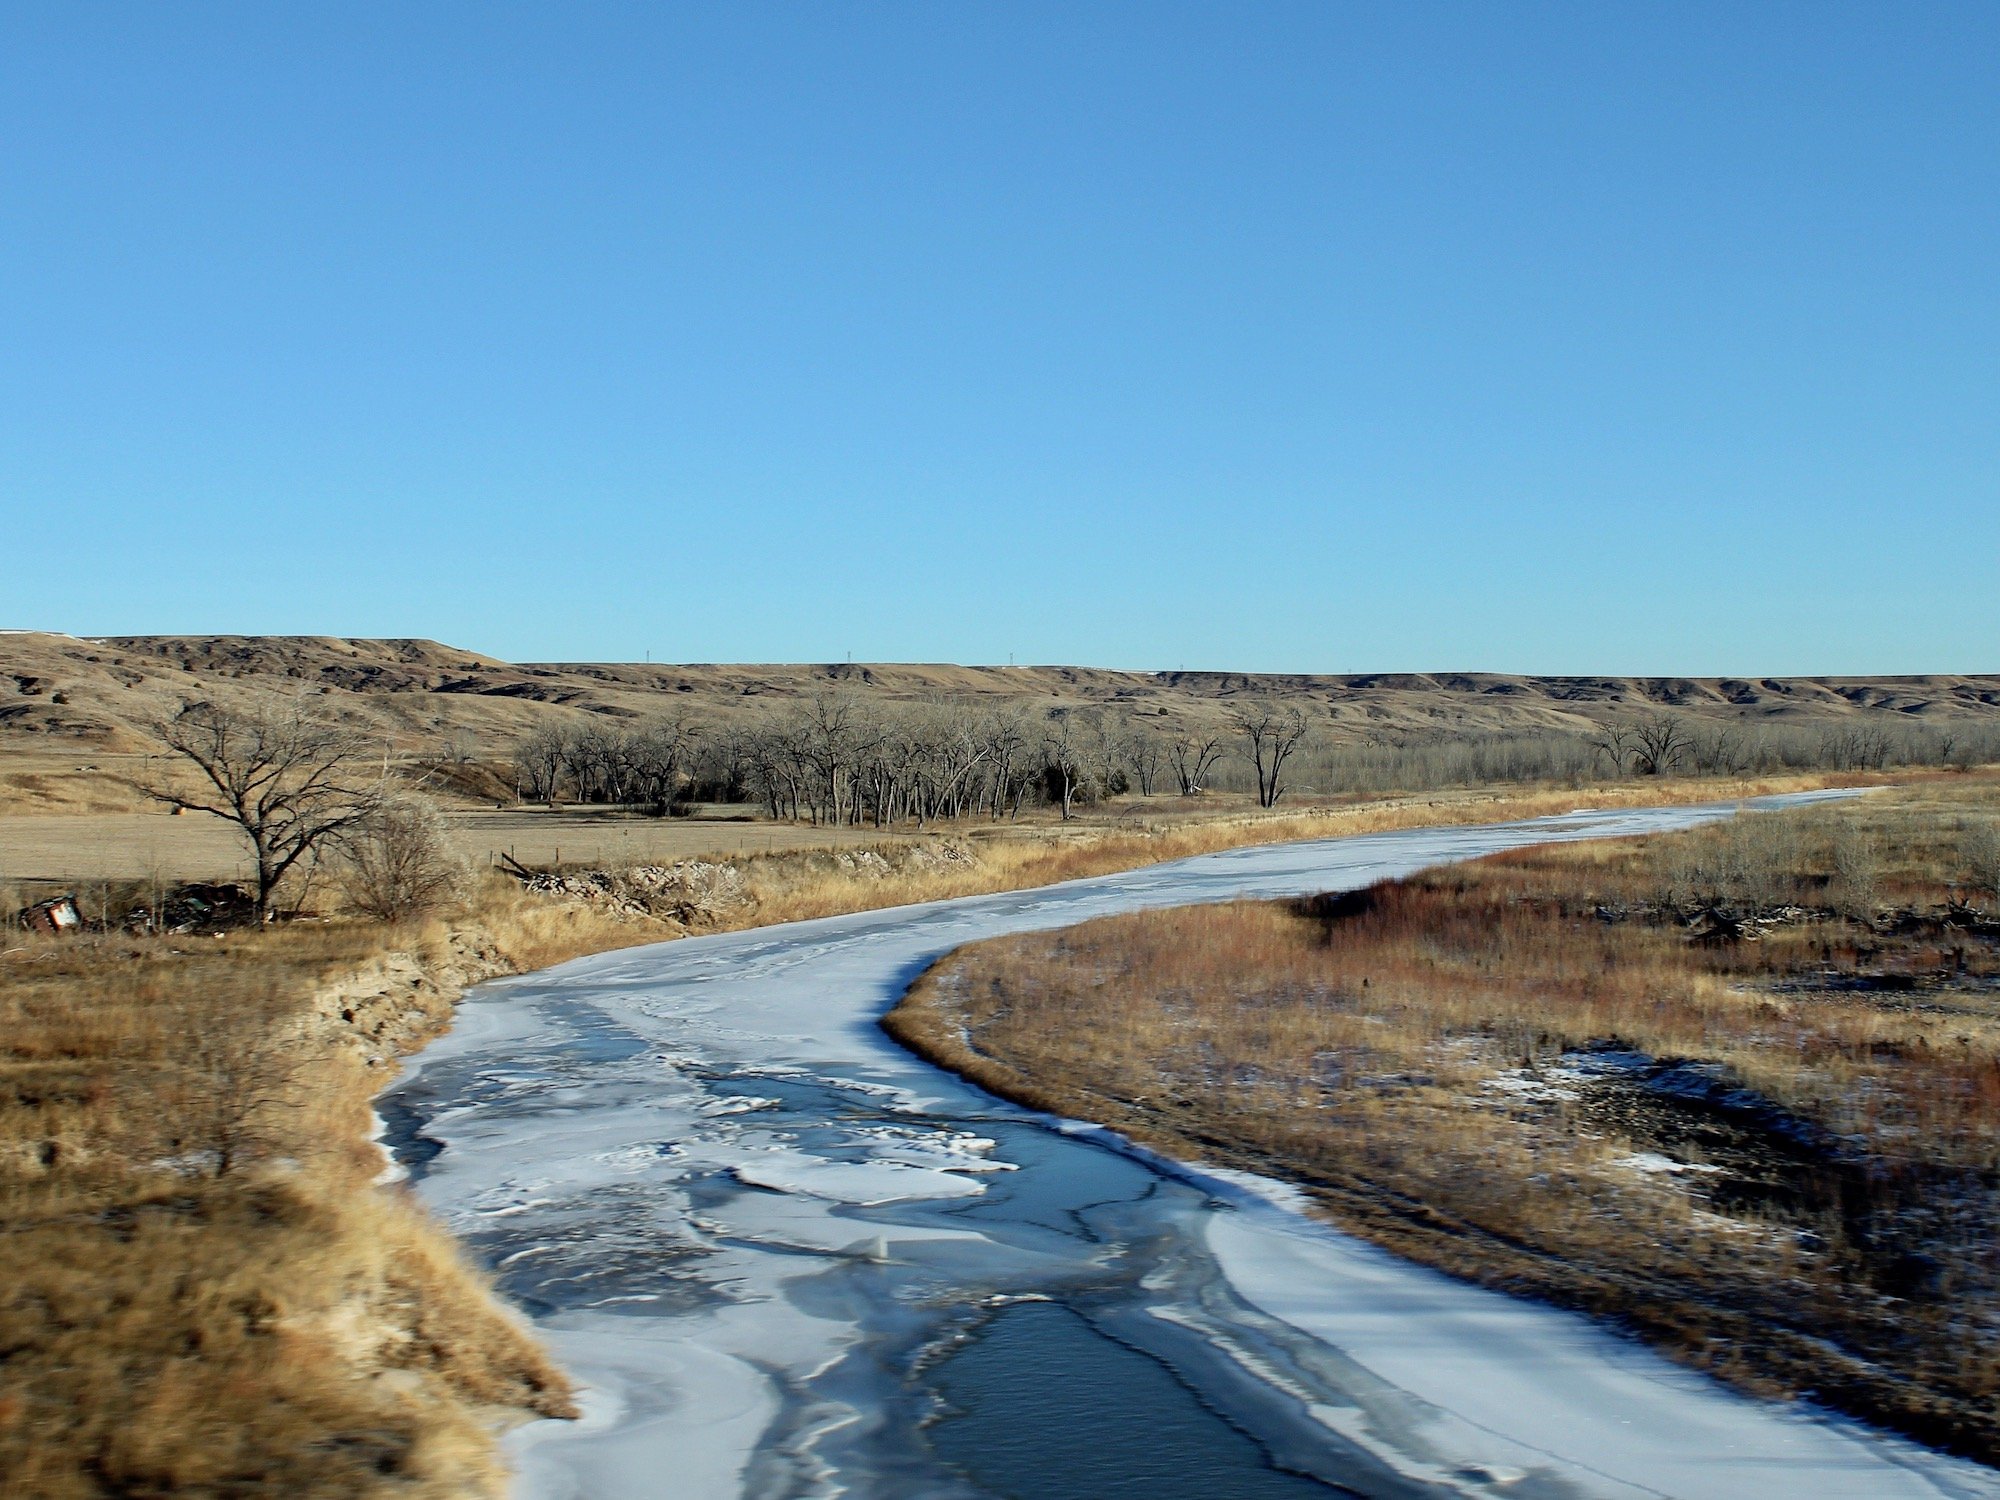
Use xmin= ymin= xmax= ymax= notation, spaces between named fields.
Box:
xmin=3 ymin=4 xmax=1994 ymax=674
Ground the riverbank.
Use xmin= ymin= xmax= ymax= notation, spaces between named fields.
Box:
xmin=0 ymin=890 xmax=636 ymax=1497
xmin=884 ymin=778 xmax=2000 ymax=1465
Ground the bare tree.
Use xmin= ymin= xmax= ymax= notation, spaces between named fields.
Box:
xmin=1595 ymin=714 xmax=1690 ymax=777
xmin=1121 ymin=720 xmax=1166 ymax=797
xmin=1592 ymin=721 xmax=1636 ymax=777
xmin=1232 ymin=702 xmax=1311 ymax=808
xmin=161 ymin=1009 xmax=306 ymax=1178
xmin=148 ymin=700 xmax=382 ymax=920
xmin=1042 ymin=708 xmax=1090 ymax=821
xmin=517 ymin=725 xmax=567 ymax=804
xmin=1167 ymin=727 xmax=1228 ymax=797
xmin=627 ymin=709 xmax=704 ymax=814
xmin=1630 ymin=713 xmax=1692 ymax=776
xmin=1689 ymin=724 xmax=1754 ymax=777
xmin=981 ymin=706 xmax=1036 ymax=820
xmin=334 ymin=792 xmax=469 ymax=923
xmin=1828 ymin=817 xmax=1880 ymax=921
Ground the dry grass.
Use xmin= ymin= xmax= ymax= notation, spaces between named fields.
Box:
xmin=888 ymin=778 xmax=2000 ymax=1463
xmin=0 ymin=913 xmax=579 ymax=1499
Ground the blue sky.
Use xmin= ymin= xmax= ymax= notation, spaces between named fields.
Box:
xmin=2 ymin=4 xmax=1994 ymax=673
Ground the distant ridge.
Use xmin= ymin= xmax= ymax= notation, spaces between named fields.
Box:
xmin=1 ymin=632 xmax=1995 ymax=753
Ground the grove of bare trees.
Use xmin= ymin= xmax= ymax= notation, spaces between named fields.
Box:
xmin=508 ymin=696 xmax=2000 ymax=833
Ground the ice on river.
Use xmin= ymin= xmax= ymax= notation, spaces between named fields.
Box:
xmin=387 ymin=791 xmax=1999 ymax=1500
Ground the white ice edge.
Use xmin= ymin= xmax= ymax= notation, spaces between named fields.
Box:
xmin=391 ymin=788 xmax=1995 ymax=1500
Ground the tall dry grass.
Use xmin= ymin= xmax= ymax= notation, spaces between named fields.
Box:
xmin=888 ymin=779 xmax=2000 ymax=1463
xmin=0 ymin=917 xmax=575 ymax=1499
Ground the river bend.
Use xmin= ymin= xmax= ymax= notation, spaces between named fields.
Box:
xmin=385 ymin=794 xmax=1998 ymax=1500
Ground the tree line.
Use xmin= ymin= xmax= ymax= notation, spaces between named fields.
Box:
xmin=127 ymin=695 xmax=2000 ymax=924
xmin=512 ymin=696 xmax=1320 ymax=825
xmin=511 ymin=699 xmax=2000 ymax=827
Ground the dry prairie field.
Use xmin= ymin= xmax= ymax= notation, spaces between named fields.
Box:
xmin=0 ymin=897 xmax=600 ymax=1499
xmin=0 ymin=806 xmax=909 ymax=885
xmin=889 ymin=779 xmax=2000 ymax=1464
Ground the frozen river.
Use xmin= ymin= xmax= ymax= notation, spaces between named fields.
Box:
xmin=385 ymin=793 xmax=1999 ymax=1500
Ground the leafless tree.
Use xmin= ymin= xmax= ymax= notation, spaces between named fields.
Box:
xmin=1042 ymin=708 xmax=1091 ymax=820
xmin=1689 ymin=724 xmax=1754 ymax=777
xmin=1591 ymin=721 xmax=1636 ymax=777
xmin=1232 ymin=702 xmax=1311 ymax=808
xmin=1594 ymin=714 xmax=1690 ymax=777
xmin=334 ymin=792 xmax=469 ymax=923
xmin=1828 ymin=817 xmax=1880 ymax=921
xmin=158 ymin=1007 xmax=306 ymax=1178
xmin=1628 ymin=713 xmax=1691 ymax=776
xmin=1167 ymin=727 xmax=1228 ymax=796
xmin=1118 ymin=722 xmax=1165 ymax=797
xmin=982 ymin=706 xmax=1037 ymax=819
xmin=627 ymin=709 xmax=704 ymax=813
xmin=148 ymin=700 xmax=382 ymax=920
xmin=518 ymin=725 xmax=567 ymax=804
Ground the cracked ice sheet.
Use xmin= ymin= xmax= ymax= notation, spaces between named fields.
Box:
xmin=1207 ymin=1202 xmax=1991 ymax=1500
xmin=729 ymin=1150 xmax=990 ymax=1204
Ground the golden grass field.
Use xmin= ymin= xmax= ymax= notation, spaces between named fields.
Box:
xmin=887 ymin=777 xmax=2000 ymax=1463
xmin=0 ymin=805 xmax=910 ymax=885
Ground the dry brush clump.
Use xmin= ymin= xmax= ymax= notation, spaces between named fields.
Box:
xmin=887 ymin=780 xmax=2000 ymax=1463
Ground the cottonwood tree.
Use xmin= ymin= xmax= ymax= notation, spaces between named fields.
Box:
xmin=148 ymin=699 xmax=383 ymax=920
xmin=626 ymin=710 xmax=705 ymax=813
xmin=518 ymin=725 xmax=567 ymax=803
xmin=1629 ymin=713 xmax=1692 ymax=776
xmin=1595 ymin=714 xmax=1691 ymax=778
xmin=1689 ymin=724 xmax=1754 ymax=777
xmin=1042 ymin=708 xmax=1091 ymax=821
xmin=1121 ymin=722 xmax=1166 ymax=796
xmin=1167 ymin=726 xmax=1228 ymax=796
xmin=1233 ymin=702 xmax=1311 ymax=808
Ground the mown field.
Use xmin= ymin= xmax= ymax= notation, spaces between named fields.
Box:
xmin=888 ymin=778 xmax=2000 ymax=1462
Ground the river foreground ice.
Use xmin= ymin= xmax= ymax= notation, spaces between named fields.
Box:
xmin=387 ymin=793 xmax=2000 ymax=1500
